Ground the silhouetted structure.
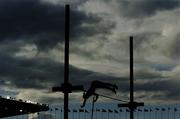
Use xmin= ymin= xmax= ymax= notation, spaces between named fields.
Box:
xmin=0 ymin=96 xmax=49 ymax=118
xmin=52 ymin=5 xmax=146 ymax=119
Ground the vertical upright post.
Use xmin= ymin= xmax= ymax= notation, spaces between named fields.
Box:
xmin=118 ymin=36 xmax=143 ymax=118
xmin=64 ymin=4 xmax=70 ymax=119
xmin=130 ymin=36 xmax=134 ymax=119
xmin=91 ymin=97 xmax=96 ymax=119
xmin=52 ymin=4 xmax=84 ymax=119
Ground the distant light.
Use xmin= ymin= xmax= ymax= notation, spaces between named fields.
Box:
xmin=26 ymin=100 xmax=31 ymax=103
xmin=6 ymin=96 xmax=10 ymax=99
xmin=20 ymin=109 xmax=23 ymax=112
xmin=26 ymin=100 xmax=37 ymax=104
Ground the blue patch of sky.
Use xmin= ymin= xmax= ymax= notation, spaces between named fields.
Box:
xmin=151 ymin=63 xmax=175 ymax=71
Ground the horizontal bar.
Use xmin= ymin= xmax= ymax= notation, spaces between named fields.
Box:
xmin=52 ymin=85 xmax=84 ymax=92
xmin=118 ymin=102 xmax=144 ymax=108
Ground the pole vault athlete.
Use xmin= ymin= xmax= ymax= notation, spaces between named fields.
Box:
xmin=81 ymin=80 xmax=118 ymax=108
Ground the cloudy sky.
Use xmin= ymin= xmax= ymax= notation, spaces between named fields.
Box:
xmin=1 ymin=0 xmax=180 ymax=105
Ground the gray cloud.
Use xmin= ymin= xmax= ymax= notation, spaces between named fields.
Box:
xmin=117 ymin=0 xmax=179 ymax=18
xmin=166 ymin=34 xmax=180 ymax=59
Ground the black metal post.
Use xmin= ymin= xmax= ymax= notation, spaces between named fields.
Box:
xmin=118 ymin=36 xmax=144 ymax=119
xmin=52 ymin=4 xmax=84 ymax=115
xmin=64 ymin=4 xmax=70 ymax=119
xmin=91 ymin=97 xmax=96 ymax=119
xmin=130 ymin=36 xmax=134 ymax=119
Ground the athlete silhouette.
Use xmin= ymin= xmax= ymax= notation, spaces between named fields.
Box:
xmin=81 ymin=80 xmax=118 ymax=108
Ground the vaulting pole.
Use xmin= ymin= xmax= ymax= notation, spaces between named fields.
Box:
xmin=64 ymin=4 xmax=70 ymax=119
xmin=130 ymin=36 xmax=134 ymax=119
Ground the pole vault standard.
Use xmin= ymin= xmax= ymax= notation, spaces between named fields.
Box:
xmin=130 ymin=36 xmax=134 ymax=119
xmin=118 ymin=36 xmax=144 ymax=119
xmin=52 ymin=5 xmax=84 ymax=119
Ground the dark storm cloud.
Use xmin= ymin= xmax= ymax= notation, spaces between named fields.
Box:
xmin=118 ymin=0 xmax=179 ymax=18
xmin=0 ymin=0 xmax=114 ymax=51
xmin=134 ymin=68 xmax=163 ymax=79
xmin=134 ymin=79 xmax=180 ymax=100
xmin=0 ymin=54 xmax=124 ymax=90
xmin=0 ymin=54 xmax=61 ymax=89
xmin=3 ymin=53 xmax=178 ymax=102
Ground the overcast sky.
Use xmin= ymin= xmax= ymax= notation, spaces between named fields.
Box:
xmin=0 ymin=0 xmax=180 ymax=105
